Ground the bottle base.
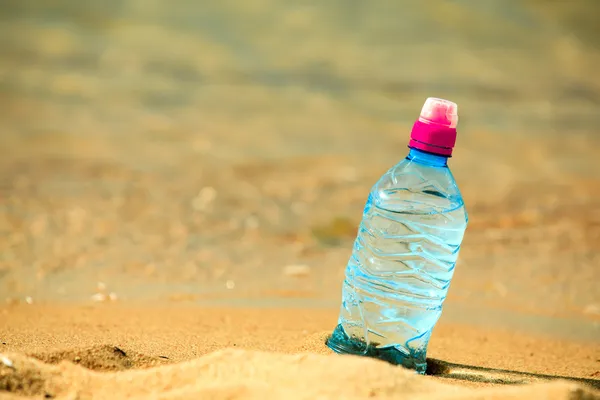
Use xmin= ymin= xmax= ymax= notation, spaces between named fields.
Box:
xmin=326 ymin=324 xmax=427 ymax=374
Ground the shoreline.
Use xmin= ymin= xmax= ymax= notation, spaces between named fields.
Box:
xmin=5 ymin=297 xmax=598 ymax=343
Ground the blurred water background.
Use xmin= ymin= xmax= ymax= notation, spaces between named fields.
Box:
xmin=0 ymin=0 xmax=599 ymax=339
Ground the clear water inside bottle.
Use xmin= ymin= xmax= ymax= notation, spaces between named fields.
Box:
xmin=327 ymin=148 xmax=468 ymax=373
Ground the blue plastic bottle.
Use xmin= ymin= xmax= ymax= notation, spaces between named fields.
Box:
xmin=327 ymin=98 xmax=468 ymax=374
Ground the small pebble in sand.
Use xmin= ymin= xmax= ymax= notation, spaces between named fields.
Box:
xmin=225 ymin=280 xmax=235 ymax=289
xmin=283 ymin=264 xmax=311 ymax=278
xmin=91 ymin=292 xmax=119 ymax=302
xmin=25 ymin=296 xmax=33 ymax=305
xmin=91 ymin=293 xmax=107 ymax=302
xmin=1 ymin=355 xmax=14 ymax=368
xmin=97 ymin=282 xmax=107 ymax=292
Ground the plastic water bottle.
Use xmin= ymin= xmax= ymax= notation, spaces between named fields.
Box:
xmin=326 ymin=98 xmax=468 ymax=374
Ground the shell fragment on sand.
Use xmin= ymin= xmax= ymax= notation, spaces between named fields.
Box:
xmin=1 ymin=354 xmax=14 ymax=368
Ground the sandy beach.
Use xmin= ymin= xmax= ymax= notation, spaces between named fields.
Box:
xmin=0 ymin=304 xmax=598 ymax=399
xmin=1 ymin=1 xmax=599 ymax=398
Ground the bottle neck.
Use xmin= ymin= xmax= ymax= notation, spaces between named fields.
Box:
xmin=406 ymin=148 xmax=448 ymax=167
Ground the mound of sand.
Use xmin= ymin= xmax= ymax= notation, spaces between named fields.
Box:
xmin=1 ymin=348 xmax=597 ymax=400
xmin=30 ymin=344 xmax=171 ymax=372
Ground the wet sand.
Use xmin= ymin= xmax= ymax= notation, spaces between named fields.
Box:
xmin=1 ymin=0 xmax=599 ymax=320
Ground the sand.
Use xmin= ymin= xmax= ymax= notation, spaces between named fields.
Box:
xmin=0 ymin=305 xmax=598 ymax=399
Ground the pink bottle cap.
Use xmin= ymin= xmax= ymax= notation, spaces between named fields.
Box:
xmin=409 ymin=97 xmax=459 ymax=156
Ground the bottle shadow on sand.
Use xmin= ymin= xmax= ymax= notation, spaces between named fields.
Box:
xmin=322 ymin=333 xmax=599 ymax=390
xmin=426 ymin=358 xmax=600 ymax=390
